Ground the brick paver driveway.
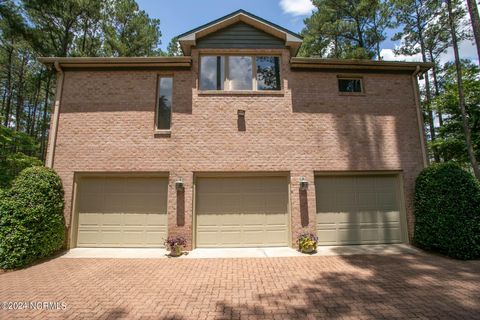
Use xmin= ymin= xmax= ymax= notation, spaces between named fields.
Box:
xmin=0 ymin=251 xmax=479 ymax=319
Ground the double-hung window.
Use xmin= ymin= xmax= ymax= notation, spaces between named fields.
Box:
xmin=200 ymin=55 xmax=281 ymax=91
xmin=156 ymin=77 xmax=173 ymax=130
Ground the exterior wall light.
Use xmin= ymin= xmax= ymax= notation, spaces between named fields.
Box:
xmin=175 ymin=178 xmax=184 ymax=191
xmin=299 ymin=176 xmax=309 ymax=190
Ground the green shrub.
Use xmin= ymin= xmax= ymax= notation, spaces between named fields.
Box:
xmin=0 ymin=153 xmax=43 ymax=188
xmin=0 ymin=166 xmax=65 ymax=269
xmin=414 ymin=162 xmax=480 ymax=260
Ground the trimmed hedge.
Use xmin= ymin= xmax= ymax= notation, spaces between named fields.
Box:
xmin=414 ymin=163 xmax=480 ymax=260
xmin=0 ymin=166 xmax=65 ymax=269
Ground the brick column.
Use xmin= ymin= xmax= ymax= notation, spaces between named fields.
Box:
xmin=290 ymin=171 xmax=317 ymax=248
xmin=167 ymin=171 xmax=194 ymax=250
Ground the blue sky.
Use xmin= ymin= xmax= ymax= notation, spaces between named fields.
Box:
xmin=136 ymin=0 xmax=478 ymax=64
xmin=136 ymin=0 xmax=311 ymax=50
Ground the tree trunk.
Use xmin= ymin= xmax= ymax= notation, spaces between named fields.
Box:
xmin=29 ymin=71 xmax=43 ymax=136
xmin=40 ymin=73 xmax=52 ymax=160
xmin=15 ymin=53 xmax=27 ymax=132
xmin=428 ymin=49 xmax=443 ymax=127
xmin=466 ymin=0 xmax=480 ymax=61
xmin=447 ymin=0 xmax=480 ymax=179
xmin=416 ymin=16 xmax=439 ymax=162
xmin=3 ymin=42 xmax=14 ymax=127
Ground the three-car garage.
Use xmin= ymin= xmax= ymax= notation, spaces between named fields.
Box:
xmin=72 ymin=173 xmax=406 ymax=248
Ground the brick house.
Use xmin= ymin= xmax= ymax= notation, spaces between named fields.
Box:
xmin=39 ymin=10 xmax=430 ymax=250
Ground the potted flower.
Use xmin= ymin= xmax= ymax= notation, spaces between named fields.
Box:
xmin=164 ymin=236 xmax=187 ymax=257
xmin=297 ymin=232 xmax=318 ymax=254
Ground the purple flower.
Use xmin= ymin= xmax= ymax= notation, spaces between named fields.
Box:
xmin=297 ymin=232 xmax=318 ymax=243
xmin=164 ymin=236 xmax=187 ymax=249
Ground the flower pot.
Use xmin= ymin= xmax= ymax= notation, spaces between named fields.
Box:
xmin=301 ymin=245 xmax=316 ymax=254
xmin=170 ymin=245 xmax=183 ymax=257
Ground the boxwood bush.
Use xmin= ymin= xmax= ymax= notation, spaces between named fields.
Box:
xmin=414 ymin=163 xmax=480 ymax=260
xmin=0 ymin=166 xmax=65 ymax=269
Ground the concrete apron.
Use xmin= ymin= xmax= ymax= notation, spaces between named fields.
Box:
xmin=61 ymin=244 xmax=419 ymax=259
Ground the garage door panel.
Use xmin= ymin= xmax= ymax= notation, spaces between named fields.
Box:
xmin=196 ymin=176 xmax=289 ymax=248
xmin=265 ymin=212 xmax=287 ymax=225
xmin=102 ymin=178 xmax=125 ymax=192
xmin=102 ymin=194 xmax=126 ymax=213
xmin=76 ymin=177 xmax=167 ymax=248
xmin=315 ymin=175 xmax=404 ymax=245
xmin=317 ymin=229 xmax=337 ymax=244
xmin=357 ymin=192 xmax=376 ymax=208
xmin=377 ymin=192 xmax=397 ymax=207
xmin=79 ymin=194 xmax=104 ymax=212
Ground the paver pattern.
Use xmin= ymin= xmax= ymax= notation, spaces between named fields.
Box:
xmin=0 ymin=251 xmax=479 ymax=319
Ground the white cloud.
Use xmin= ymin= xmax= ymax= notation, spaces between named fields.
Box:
xmin=380 ymin=48 xmax=423 ymax=62
xmin=279 ymin=0 xmax=315 ymax=16
xmin=380 ymin=40 xmax=478 ymax=66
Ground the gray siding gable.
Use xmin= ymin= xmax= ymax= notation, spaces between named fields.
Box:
xmin=196 ymin=22 xmax=285 ymax=49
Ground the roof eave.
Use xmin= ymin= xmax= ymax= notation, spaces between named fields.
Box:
xmin=290 ymin=57 xmax=433 ymax=72
xmin=37 ymin=56 xmax=192 ymax=69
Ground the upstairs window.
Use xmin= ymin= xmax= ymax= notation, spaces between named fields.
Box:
xmin=200 ymin=56 xmax=224 ymax=90
xmin=157 ymin=77 xmax=173 ymax=130
xmin=199 ymin=55 xmax=281 ymax=91
xmin=256 ymin=56 xmax=281 ymax=90
xmin=338 ymin=78 xmax=363 ymax=93
xmin=229 ymin=56 xmax=253 ymax=90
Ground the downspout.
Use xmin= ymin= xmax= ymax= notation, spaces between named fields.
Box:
xmin=412 ymin=65 xmax=429 ymax=167
xmin=45 ymin=61 xmax=64 ymax=168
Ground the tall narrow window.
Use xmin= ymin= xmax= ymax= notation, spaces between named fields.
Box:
xmin=256 ymin=56 xmax=281 ymax=90
xmin=200 ymin=56 xmax=224 ymax=90
xmin=157 ymin=77 xmax=173 ymax=130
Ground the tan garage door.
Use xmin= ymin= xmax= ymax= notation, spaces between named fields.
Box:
xmin=315 ymin=175 xmax=404 ymax=245
xmin=196 ymin=176 xmax=289 ymax=247
xmin=76 ymin=176 xmax=168 ymax=247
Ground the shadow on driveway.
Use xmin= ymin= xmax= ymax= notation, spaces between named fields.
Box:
xmin=216 ymin=253 xmax=480 ymax=319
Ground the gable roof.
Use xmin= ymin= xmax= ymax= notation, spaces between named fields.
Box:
xmin=177 ymin=9 xmax=303 ymax=56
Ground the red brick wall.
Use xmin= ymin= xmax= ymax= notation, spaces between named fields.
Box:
xmin=51 ymin=48 xmax=425 ymax=249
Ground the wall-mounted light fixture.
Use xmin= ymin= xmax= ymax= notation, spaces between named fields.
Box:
xmin=175 ymin=178 xmax=184 ymax=191
xmin=237 ymin=110 xmax=246 ymax=131
xmin=299 ymin=176 xmax=309 ymax=190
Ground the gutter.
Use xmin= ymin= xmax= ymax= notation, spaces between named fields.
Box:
xmin=412 ymin=65 xmax=429 ymax=167
xmin=290 ymin=57 xmax=433 ymax=72
xmin=37 ymin=56 xmax=192 ymax=69
xmin=45 ymin=62 xmax=64 ymax=168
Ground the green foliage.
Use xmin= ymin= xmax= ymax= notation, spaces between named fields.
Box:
xmin=103 ymin=0 xmax=162 ymax=56
xmin=0 ymin=166 xmax=65 ymax=269
xmin=431 ymin=61 xmax=480 ymax=164
xmin=414 ymin=163 xmax=480 ymax=259
xmin=0 ymin=153 xmax=42 ymax=189
xmin=166 ymin=37 xmax=182 ymax=56
xmin=0 ymin=125 xmax=42 ymax=188
xmin=299 ymin=0 xmax=392 ymax=59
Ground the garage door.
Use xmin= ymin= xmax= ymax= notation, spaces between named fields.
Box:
xmin=196 ymin=176 xmax=289 ymax=247
xmin=76 ymin=176 xmax=168 ymax=247
xmin=315 ymin=175 xmax=404 ymax=245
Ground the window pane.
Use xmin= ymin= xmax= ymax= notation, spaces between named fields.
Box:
xmin=338 ymin=79 xmax=362 ymax=92
xmin=256 ymin=56 xmax=281 ymax=90
xmin=228 ymin=56 xmax=252 ymax=90
xmin=200 ymin=56 xmax=224 ymax=90
xmin=157 ymin=77 xmax=173 ymax=130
